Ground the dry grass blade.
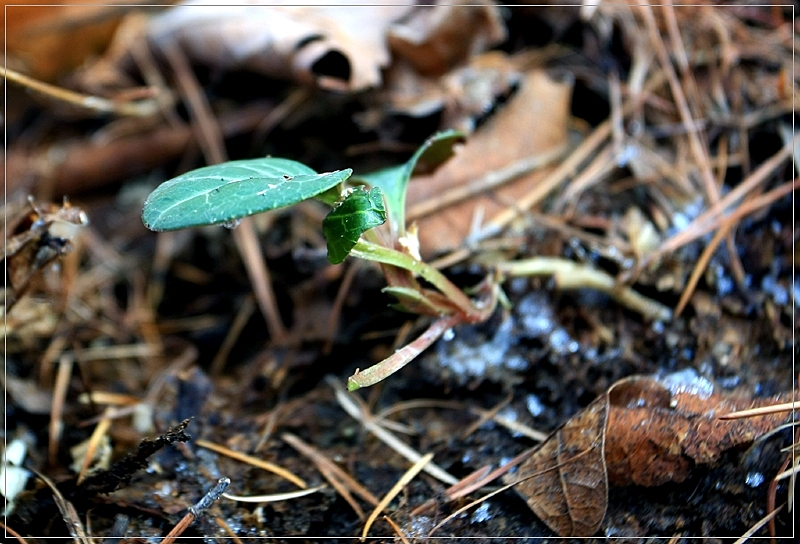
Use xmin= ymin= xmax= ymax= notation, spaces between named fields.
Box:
xmin=361 ymin=452 xmax=433 ymax=541
xmin=0 ymin=521 xmax=30 ymax=544
xmin=473 ymin=407 xmax=548 ymax=442
xmin=328 ymin=376 xmax=459 ymax=486
xmin=49 ymin=355 xmax=73 ymax=466
xmin=428 ymin=479 xmax=519 ymax=537
xmin=210 ymin=294 xmax=255 ymax=376
xmin=460 ymin=393 xmax=512 ymax=440
xmin=195 ymin=438 xmax=306 ymax=489
xmin=477 ymin=71 xmax=668 ymax=240
xmin=654 ymin=142 xmax=793 ymax=259
xmin=214 ymin=516 xmax=245 ymax=544
xmin=406 ymin=142 xmax=569 ymax=222
xmin=0 ymin=65 xmax=158 ymax=117
xmin=76 ymin=409 xmax=113 ymax=485
xmin=223 ymin=484 xmax=326 ymax=503
xmin=674 ymin=212 xmax=737 ymax=317
xmin=719 ymin=401 xmax=798 ymax=420
xmin=732 ymin=503 xmax=785 ymax=544
xmin=163 ymin=39 xmax=288 ymax=344
xmin=383 ymin=515 xmax=411 ymax=544
xmin=31 ymin=469 xmax=89 ymax=544
xmin=282 ymin=432 xmax=379 ymax=520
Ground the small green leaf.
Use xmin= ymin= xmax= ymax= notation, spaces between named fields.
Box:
xmin=142 ymin=157 xmax=352 ymax=231
xmin=356 ymin=129 xmax=465 ymax=237
xmin=323 ymin=187 xmax=386 ymax=264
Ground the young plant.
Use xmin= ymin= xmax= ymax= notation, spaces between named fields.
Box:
xmin=142 ymin=131 xmax=499 ymax=390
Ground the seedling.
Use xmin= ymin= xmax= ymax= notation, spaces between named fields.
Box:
xmin=142 ymin=131 xmax=499 ymax=390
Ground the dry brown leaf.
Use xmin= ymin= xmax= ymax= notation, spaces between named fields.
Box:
xmin=3 ymin=1 xmax=121 ymax=82
xmin=406 ymin=67 xmax=573 ymax=256
xmin=387 ymin=0 xmax=506 ymax=77
xmin=503 ymin=390 xmax=609 ymax=537
xmin=604 ymin=375 xmax=790 ymax=487
xmin=147 ymin=0 xmax=415 ymax=92
xmin=507 ymin=374 xmax=791 ymax=536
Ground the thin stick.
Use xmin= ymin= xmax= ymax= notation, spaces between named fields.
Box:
xmin=195 ymin=439 xmax=306 ymax=489
xmin=0 ymin=65 xmax=158 ymax=117
xmin=361 ymin=453 xmax=433 ymax=541
xmin=162 ymin=478 xmax=230 ymax=544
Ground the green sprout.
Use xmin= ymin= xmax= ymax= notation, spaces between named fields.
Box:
xmin=142 ymin=131 xmax=499 ymax=390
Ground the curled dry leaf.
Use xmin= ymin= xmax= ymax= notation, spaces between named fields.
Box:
xmin=147 ymin=0 xmax=415 ymax=92
xmin=387 ymin=0 xmax=506 ymax=77
xmin=506 ymin=374 xmax=791 ymax=537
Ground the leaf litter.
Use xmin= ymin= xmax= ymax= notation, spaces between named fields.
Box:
xmin=3 ymin=1 xmax=797 ymax=541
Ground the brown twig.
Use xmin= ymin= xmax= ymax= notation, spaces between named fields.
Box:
xmin=162 ymin=478 xmax=230 ymax=544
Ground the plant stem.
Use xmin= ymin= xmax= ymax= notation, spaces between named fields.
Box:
xmin=348 ymin=314 xmax=461 ymax=390
xmin=350 ymin=239 xmax=480 ymax=319
xmin=498 ymin=257 xmax=671 ymax=321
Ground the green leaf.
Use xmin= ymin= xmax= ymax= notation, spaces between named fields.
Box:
xmin=356 ymin=129 xmax=466 ymax=237
xmin=322 ymin=187 xmax=386 ymax=264
xmin=142 ymin=157 xmax=352 ymax=231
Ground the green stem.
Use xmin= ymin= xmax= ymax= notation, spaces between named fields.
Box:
xmin=350 ymin=239 xmax=479 ymax=319
xmin=348 ymin=314 xmax=460 ymax=390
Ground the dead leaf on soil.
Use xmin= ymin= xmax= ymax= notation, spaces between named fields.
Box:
xmin=604 ymin=375 xmax=791 ymax=487
xmin=503 ymin=387 xmax=608 ymax=537
xmin=147 ymin=0 xmax=416 ymax=92
xmin=506 ymin=374 xmax=791 ymax=537
xmin=387 ymin=0 xmax=506 ymax=77
xmin=406 ymin=64 xmax=573 ymax=256
xmin=3 ymin=0 xmax=122 ymax=82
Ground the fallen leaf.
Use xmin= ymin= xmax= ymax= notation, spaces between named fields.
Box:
xmin=604 ymin=375 xmax=790 ymax=487
xmin=507 ymin=374 xmax=791 ymax=536
xmin=406 ymin=66 xmax=573 ymax=256
xmin=3 ymin=0 xmax=121 ymax=82
xmin=503 ymin=389 xmax=608 ymax=537
xmin=147 ymin=0 xmax=416 ymax=92
xmin=387 ymin=0 xmax=506 ymax=77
